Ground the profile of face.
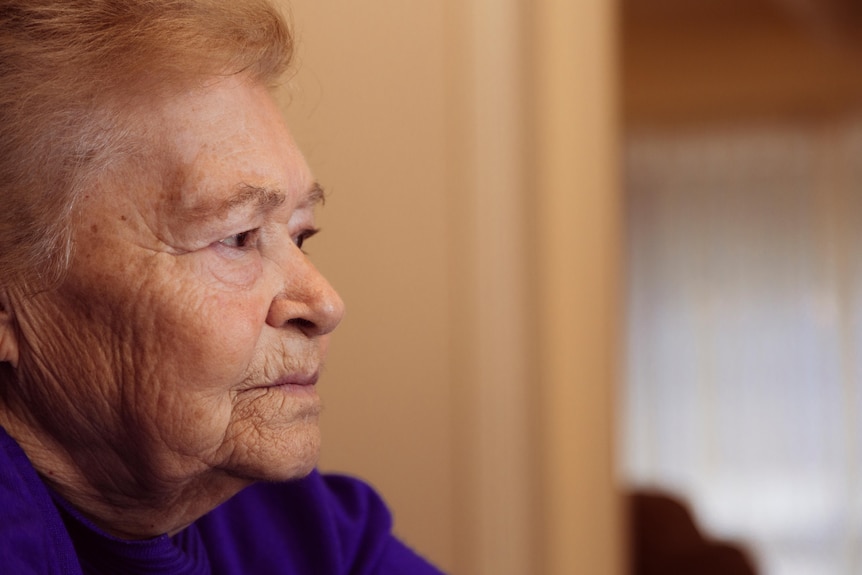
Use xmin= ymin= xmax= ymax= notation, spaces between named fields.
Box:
xmin=1 ymin=77 xmax=344 ymax=534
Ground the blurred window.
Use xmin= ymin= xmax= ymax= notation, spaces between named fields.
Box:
xmin=621 ymin=121 xmax=862 ymax=575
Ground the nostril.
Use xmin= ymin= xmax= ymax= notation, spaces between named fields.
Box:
xmin=287 ymin=317 xmax=316 ymax=333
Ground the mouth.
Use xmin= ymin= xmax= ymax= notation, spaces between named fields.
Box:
xmin=268 ymin=371 xmax=319 ymax=389
xmin=252 ymin=370 xmax=321 ymax=397
xmin=237 ymin=370 xmax=322 ymax=400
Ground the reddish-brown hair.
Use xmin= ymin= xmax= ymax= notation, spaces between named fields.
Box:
xmin=0 ymin=0 xmax=293 ymax=288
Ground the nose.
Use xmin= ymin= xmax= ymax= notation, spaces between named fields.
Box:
xmin=266 ymin=253 xmax=345 ymax=338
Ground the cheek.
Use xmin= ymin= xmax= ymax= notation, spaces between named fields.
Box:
xmin=136 ymin=287 xmax=271 ymax=458
xmin=155 ymin=289 xmax=270 ymax=390
xmin=141 ymin=253 xmax=271 ymax=383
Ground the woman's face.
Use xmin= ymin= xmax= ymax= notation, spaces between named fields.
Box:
xmin=6 ymin=77 xmax=344 ymax=511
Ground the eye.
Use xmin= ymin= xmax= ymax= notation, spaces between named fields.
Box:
xmin=295 ymin=228 xmax=320 ymax=251
xmin=219 ymin=229 xmax=259 ymax=249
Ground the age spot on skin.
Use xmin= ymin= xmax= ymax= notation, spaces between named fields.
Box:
xmin=90 ymin=224 xmax=98 ymax=234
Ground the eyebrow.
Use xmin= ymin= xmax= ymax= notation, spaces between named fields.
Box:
xmin=301 ymin=182 xmax=327 ymax=209
xmin=178 ymin=182 xmax=326 ymax=222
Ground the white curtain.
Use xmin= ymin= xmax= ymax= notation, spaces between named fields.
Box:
xmin=621 ymin=121 xmax=862 ymax=575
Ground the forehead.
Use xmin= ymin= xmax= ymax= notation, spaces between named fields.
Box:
xmin=145 ymin=77 xmax=311 ymax=212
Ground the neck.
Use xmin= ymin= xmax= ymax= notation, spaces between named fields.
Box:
xmin=0 ymin=404 xmax=250 ymax=539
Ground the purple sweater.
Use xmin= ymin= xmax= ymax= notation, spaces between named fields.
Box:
xmin=0 ymin=427 xmax=445 ymax=574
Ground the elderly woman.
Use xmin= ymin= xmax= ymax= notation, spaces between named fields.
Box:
xmin=0 ymin=1 xmax=443 ymax=573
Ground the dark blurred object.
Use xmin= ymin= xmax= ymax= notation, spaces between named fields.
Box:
xmin=623 ymin=0 xmax=862 ymax=126
xmin=629 ymin=492 xmax=758 ymax=575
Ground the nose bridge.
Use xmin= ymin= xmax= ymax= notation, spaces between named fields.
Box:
xmin=267 ymin=244 xmax=344 ymax=336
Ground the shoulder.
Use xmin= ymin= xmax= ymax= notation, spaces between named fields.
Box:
xmin=194 ymin=470 xmax=445 ymax=575
xmin=0 ymin=427 xmax=81 ymax=575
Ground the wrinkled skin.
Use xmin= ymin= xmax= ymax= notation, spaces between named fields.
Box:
xmin=0 ymin=76 xmax=345 ymax=538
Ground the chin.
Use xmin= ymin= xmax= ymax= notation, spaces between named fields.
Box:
xmin=230 ymin=425 xmax=321 ymax=483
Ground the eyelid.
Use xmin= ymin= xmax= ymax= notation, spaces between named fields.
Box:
xmin=296 ymin=227 xmax=320 ymax=250
xmin=218 ymin=228 xmax=260 ymax=249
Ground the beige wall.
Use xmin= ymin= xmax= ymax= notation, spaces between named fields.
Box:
xmin=277 ymin=1 xmax=622 ymax=573
xmin=533 ymin=1 xmax=624 ymax=573
xmin=278 ymin=0 xmax=456 ymax=568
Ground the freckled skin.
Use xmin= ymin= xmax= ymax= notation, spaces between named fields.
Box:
xmin=0 ymin=77 xmax=344 ymax=538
